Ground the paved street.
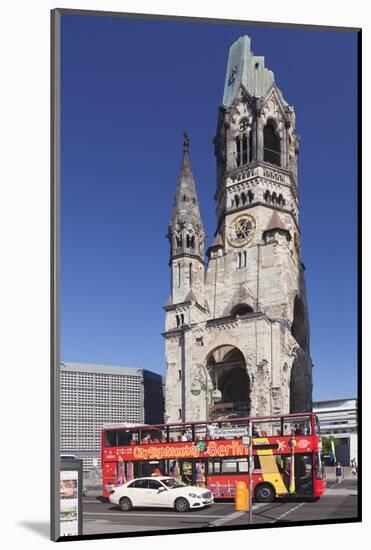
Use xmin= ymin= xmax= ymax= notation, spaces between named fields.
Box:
xmin=82 ymin=477 xmax=358 ymax=535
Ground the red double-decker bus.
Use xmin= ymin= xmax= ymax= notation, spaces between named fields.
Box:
xmin=101 ymin=413 xmax=326 ymax=502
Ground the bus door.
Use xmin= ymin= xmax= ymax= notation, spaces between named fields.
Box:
xmin=178 ymin=459 xmax=208 ymax=486
xmin=179 ymin=460 xmax=193 ymax=484
xmin=281 ymin=454 xmax=313 ymax=496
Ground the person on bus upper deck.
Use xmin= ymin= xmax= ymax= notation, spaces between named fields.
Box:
xmin=181 ymin=431 xmax=188 ymax=442
xmin=185 ymin=428 xmax=192 ymax=441
xmin=252 ymin=425 xmax=260 ymax=437
xmin=206 ymin=423 xmax=215 ymax=440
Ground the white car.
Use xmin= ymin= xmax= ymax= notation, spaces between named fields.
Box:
xmin=109 ymin=476 xmax=214 ymax=512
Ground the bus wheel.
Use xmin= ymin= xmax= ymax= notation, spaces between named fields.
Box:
xmin=174 ymin=497 xmax=190 ymax=512
xmin=254 ymin=483 xmax=275 ymax=503
xmin=119 ymin=497 xmax=133 ymax=512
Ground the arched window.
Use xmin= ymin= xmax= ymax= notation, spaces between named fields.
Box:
xmin=241 ymin=192 xmax=246 ymax=205
xmin=236 ymin=137 xmax=241 ymax=167
xmin=264 ymin=190 xmax=271 ymax=203
xmin=249 ymin=131 xmax=253 ymax=163
xmin=242 ymin=134 xmax=248 ymax=165
xmin=176 ymin=315 xmax=180 ymax=327
xmin=231 ymin=304 xmax=254 ymax=316
xmin=271 ymin=192 xmax=277 ymax=205
xmin=248 ymin=190 xmax=254 ymax=203
xmin=278 ymin=194 xmax=285 ymax=207
xmin=180 ymin=313 xmax=184 ymax=325
xmin=264 ymin=119 xmax=281 ymax=166
xmin=234 ymin=194 xmax=240 ymax=207
xmin=235 ymin=120 xmax=252 ymax=167
xmin=189 ymin=263 xmax=192 ymax=285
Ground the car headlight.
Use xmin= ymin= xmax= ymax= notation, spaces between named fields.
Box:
xmin=188 ymin=493 xmax=202 ymax=499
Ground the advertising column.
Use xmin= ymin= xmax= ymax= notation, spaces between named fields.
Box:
xmin=60 ymin=458 xmax=83 ymax=537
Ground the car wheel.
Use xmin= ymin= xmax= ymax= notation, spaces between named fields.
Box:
xmin=254 ymin=483 xmax=275 ymax=503
xmin=174 ymin=497 xmax=190 ymax=513
xmin=119 ymin=497 xmax=133 ymax=512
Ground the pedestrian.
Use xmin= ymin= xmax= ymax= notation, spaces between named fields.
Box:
xmin=335 ymin=462 xmax=343 ymax=484
xmin=169 ymin=460 xmax=179 ymax=479
xmin=351 ymin=458 xmax=357 ymax=477
xmin=195 ymin=463 xmax=203 ymax=486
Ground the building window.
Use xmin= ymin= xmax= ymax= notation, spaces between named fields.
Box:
xmin=237 ymin=251 xmax=247 ymax=269
xmin=264 ymin=119 xmax=281 ymax=166
xmin=178 ymin=408 xmax=182 ymax=420
xmin=178 ymin=370 xmax=182 ymax=380
xmin=189 ymin=263 xmax=192 ymax=285
xmin=236 ymin=131 xmax=251 ymax=167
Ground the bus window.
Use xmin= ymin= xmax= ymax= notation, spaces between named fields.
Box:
xmin=238 ymin=459 xmax=248 ymax=473
xmin=168 ymin=426 xmax=182 ymax=442
xmin=254 ymin=420 xmax=282 ymax=437
xmin=315 ymin=452 xmax=324 ymax=480
xmin=314 ymin=415 xmax=321 ymax=436
xmin=105 ymin=430 xmax=117 ymax=447
xmin=194 ymin=424 xmax=207 ymax=441
xmin=140 ymin=427 xmax=162 ymax=444
xmin=221 ymin=459 xmax=238 ymax=474
xmin=254 ymin=456 xmax=261 ymax=470
xmin=117 ymin=430 xmax=134 ymax=446
xmin=208 ymin=459 xmax=221 ymax=474
xmin=283 ymin=416 xmax=311 ymax=436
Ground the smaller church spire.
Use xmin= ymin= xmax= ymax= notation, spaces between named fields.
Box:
xmin=168 ymin=133 xmax=205 ymax=260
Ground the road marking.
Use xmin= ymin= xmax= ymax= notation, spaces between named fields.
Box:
xmin=211 ymin=511 xmax=247 ymax=526
xmin=270 ymin=502 xmax=306 ymax=522
xmin=210 ymin=503 xmax=267 ymax=527
xmin=84 ymin=512 xmax=223 ymax=519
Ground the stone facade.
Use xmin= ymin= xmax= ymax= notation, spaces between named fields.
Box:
xmin=164 ymin=36 xmax=313 ymax=423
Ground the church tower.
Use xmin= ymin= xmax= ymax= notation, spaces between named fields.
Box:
xmin=164 ymin=36 xmax=312 ymax=423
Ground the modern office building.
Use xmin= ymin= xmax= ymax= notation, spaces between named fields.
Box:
xmin=313 ymin=398 xmax=358 ymax=466
xmin=60 ymin=362 xmax=164 ymax=470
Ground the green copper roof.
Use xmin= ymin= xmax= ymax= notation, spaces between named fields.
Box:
xmin=223 ymin=36 xmax=277 ymax=106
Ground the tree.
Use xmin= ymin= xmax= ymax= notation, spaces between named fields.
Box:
xmin=321 ymin=436 xmax=340 ymax=455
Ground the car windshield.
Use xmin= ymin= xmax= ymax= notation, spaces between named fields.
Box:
xmin=162 ymin=478 xmax=188 ymax=489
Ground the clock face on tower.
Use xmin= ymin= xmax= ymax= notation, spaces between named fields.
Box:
xmin=227 ymin=214 xmax=256 ymax=247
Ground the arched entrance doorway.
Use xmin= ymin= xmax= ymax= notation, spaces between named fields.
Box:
xmin=206 ymin=345 xmax=250 ymax=419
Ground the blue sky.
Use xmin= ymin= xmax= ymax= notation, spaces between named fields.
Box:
xmin=60 ymin=14 xmax=358 ymax=401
